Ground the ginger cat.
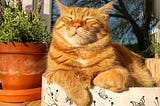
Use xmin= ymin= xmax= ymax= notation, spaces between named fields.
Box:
xmin=44 ymin=0 xmax=155 ymax=106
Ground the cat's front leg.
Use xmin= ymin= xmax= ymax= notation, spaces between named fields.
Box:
xmin=93 ymin=66 xmax=129 ymax=92
xmin=44 ymin=70 xmax=91 ymax=106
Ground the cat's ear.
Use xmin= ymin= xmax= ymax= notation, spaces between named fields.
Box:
xmin=98 ymin=1 xmax=114 ymax=19
xmin=55 ymin=0 xmax=68 ymax=14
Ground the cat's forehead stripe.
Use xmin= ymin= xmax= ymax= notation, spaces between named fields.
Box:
xmin=70 ymin=7 xmax=95 ymax=17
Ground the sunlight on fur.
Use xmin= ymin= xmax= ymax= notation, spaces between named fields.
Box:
xmin=44 ymin=0 xmax=156 ymax=106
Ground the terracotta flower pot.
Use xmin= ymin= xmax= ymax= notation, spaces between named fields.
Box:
xmin=0 ymin=87 xmax=41 ymax=102
xmin=0 ymin=42 xmax=48 ymax=90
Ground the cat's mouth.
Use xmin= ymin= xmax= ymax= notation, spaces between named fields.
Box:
xmin=72 ymin=29 xmax=80 ymax=36
xmin=63 ymin=28 xmax=97 ymax=46
xmin=73 ymin=32 xmax=80 ymax=36
xmin=70 ymin=27 xmax=87 ymax=37
xmin=72 ymin=32 xmax=78 ymax=36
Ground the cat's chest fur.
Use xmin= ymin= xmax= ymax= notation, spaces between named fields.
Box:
xmin=76 ymin=57 xmax=88 ymax=65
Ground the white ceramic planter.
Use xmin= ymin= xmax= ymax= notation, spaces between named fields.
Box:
xmin=42 ymin=76 xmax=160 ymax=106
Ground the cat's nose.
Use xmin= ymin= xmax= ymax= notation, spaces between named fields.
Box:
xmin=73 ymin=23 xmax=81 ymax=29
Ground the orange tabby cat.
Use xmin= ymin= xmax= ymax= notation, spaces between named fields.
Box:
xmin=44 ymin=0 xmax=155 ymax=106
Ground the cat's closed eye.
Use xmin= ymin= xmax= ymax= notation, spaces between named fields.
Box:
xmin=84 ymin=17 xmax=97 ymax=22
xmin=63 ymin=16 xmax=72 ymax=20
xmin=61 ymin=16 xmax=72 ymax=23
xmin=84 ymin=17 xmax=100 ymax=27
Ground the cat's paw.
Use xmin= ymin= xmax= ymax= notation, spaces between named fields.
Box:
xmin=93 ymin=69 xmax=128 ymax=92
xmin=70 ymin=88 xmax=91 ymax=106
xmin=43 ymin=71 xmax=56 ymax=83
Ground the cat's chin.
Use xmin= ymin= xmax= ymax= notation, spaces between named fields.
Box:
xmin=70 ymin=41 xmax=96 ymax=47
xmin=69 ymin=42 xmax=89 ymax=47
xmin=64 ymin=35 xmax=93 ymax=46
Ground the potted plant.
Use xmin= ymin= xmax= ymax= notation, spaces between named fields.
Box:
xmin=0 ymin=0 xmax=50 ymax=102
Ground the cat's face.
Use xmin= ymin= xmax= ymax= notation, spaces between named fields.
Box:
xmin=54 ymin=0 xmax=113 ymax=47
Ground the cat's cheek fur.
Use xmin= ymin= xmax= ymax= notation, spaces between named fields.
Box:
xmin=63 ymin=34 xmax=80 ymax=47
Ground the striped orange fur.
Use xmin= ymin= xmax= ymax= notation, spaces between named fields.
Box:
xmin=44 ymin=1 xmax=155 ymax=106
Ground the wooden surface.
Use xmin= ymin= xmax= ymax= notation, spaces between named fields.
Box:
xmin=0 ymin=102 xmax=27 ymax=106
xmin=0 ymin=100 xmax=41 ymax=106
xmin=145 ymin=58 xmax=160 ymax=86
xmin=25 ymin=100 xmax=41 ymax=106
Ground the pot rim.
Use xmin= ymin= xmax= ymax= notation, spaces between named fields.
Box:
xmin=0 ymin=87 xmax=41 ymax=96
